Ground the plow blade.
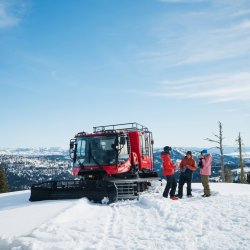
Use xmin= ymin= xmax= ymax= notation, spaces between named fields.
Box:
xmin=29 ymin=180 xmax=117 ymax=204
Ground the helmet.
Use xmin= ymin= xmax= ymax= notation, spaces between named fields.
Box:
xmin=200 ymin=149 xmax=208 ymax=155
xmin=164 ymin=146 xmax=172 ymax=152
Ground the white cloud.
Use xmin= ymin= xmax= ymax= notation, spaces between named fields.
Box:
xmin=139 ymin=1 xmax=250 ymax=67
xmin=224 ymin=108 xmax=239 ymax=113
xmin=158 ymin=0 xmax=205 ymax=3
xmin=230 ymin=9 xmax=250 ymax=18
xmin=0 ymin=0 xmax=27 ymax=29
xmin=139 ymin=72 xmax=250 ymax=103
xmin=238 ymin=20 xmax=250 ymax=29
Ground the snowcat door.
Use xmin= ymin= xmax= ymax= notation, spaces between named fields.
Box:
xmin=116 ymin=134 xmax=130 ymax=166
xmin=140 ymin=133 xmax=153 ymax=169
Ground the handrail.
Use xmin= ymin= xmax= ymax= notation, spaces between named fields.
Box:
xmin=93 ymin=122 xmax=149 ymax=133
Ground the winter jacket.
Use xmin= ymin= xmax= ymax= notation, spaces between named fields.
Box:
xmin=179 ymin=156 xmax=197 ymax=173
xmin=200 ymin=154 xmax=212 ymax=176
xmin=161 ymin=152 xmax=176 ymax=176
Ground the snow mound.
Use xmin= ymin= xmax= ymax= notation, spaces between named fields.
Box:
xmin=0 ymin=183 xmax=250 ymax=250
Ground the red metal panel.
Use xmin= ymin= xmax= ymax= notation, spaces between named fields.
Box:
xmin=128 ymin=131 xmax=153 ymax=171
xmin=103 ymin=159 xmax=131 ymax=174
xmin=128 ymin=131 xmax=141 ymax=167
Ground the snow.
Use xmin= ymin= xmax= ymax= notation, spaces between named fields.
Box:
xmin=225 ymin=151 xmax=250 ymax=159
xmin=0 ymin=191 xmax=73 ymax=238
xmin=0 ymin=182 xmax=250 ymax=250
xmin=232 ymin=167 xmax=250 ymax=174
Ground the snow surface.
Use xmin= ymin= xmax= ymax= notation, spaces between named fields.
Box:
xmin=0 ymin=183 xmax=250 ymax=250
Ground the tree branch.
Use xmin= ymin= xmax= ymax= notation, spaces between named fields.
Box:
xmin=204 ymin=138 xmax=220 ymax=144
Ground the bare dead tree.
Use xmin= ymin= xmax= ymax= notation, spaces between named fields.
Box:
xmin=236 ymin=132 xmax=246 ymax=183
xmin=224 ymin=168 xmax=232 ymax=183
xmin=205 ymin=121 xmax=225 ymax=182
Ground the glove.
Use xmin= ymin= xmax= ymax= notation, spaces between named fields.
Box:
xmin=198 ymin=160 xmax=203 ymax=168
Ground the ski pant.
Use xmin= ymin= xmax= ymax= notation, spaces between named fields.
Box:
xmin=163 ymin=175 xmax=177 ymax=198
xmin=201 ymin=175 xmax=211 ymax=196
xmin=178 ymin=172 xmax=193 ymax=197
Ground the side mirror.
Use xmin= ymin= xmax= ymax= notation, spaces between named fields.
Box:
xmin=119 ymin=136 xmax=126 ymax=145
xmin=69 ymin=139 xmax=76 ymax=159
xmin=70 ymin=141 xmax=74 ymax=150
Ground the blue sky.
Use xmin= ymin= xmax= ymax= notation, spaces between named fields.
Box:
xmin=1 ymin=0 xmax=250 ymax=149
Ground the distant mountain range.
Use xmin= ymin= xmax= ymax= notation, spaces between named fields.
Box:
xmin=0 ymin=147 xmax=68 ymax=156
xmin=1 ymin=146 xmax=250 ymax=158
xmin=0 ymin=147 xmax=249 ymax=191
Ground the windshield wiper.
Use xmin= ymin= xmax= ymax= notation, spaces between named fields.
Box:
xmin=89 ymin=143 xmax=102 ymax=168
xmin=76 ymin=156 xmax=85 ymax=168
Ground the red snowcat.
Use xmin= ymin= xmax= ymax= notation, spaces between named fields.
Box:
xmin=29 ymin=123 xmax=158 ymax=203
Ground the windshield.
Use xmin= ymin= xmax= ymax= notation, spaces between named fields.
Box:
xmin=75 ymin=135 xmax=117 ymax=166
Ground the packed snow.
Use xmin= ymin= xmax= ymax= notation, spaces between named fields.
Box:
xmin=0 ymin=182 xmax=250 ymax=250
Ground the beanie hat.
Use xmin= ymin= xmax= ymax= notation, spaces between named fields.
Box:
xmin=186 ymin=151 xmax=192 ymax=156
xmin=201 ymin=149 xmax=208 ymax=155
xmin=164 ymin=146 xmax=172 ymax=152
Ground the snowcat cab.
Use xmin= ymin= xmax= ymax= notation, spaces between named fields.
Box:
xmin=70 ymin=123 xmax=155 ymax=179
xmin=29 ymin=123 xmax=158 ymax=203
xmin=70 ymin=131 xmax=129 ymax=178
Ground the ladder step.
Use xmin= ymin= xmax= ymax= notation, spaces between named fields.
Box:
xmin=115 ymin=182 xmax=139 ymax=200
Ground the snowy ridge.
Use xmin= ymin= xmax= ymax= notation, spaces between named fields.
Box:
xmin=0 ymin=147 xmax=68 ymax=156
xmin=1 ymin=147 xmax=250 ymax=192
xmin=225 ymin=152 xmax=250 ymax=159
xmin=0 ymin=183 xmax=250 ymax=250
xmin=1 ymin=146 xmax=250 ymax=159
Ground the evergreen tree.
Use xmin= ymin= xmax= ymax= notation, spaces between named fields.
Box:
xmin=0 ymin=162 xmax=9 ymax=193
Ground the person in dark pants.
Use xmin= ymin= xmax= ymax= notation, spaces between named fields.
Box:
xmin=161 ymin=146 xmax=178 ymax=200
xmin=178 ymin=151 xmax=197 ymax=198
xmin=163 ymin=175 xmax=177 ymax=199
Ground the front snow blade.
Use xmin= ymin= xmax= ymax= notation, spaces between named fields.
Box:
xmin=29 ymin=179 xmax=117 ymax=204
xmin=138 ymin=169 xmax=158 ymax=178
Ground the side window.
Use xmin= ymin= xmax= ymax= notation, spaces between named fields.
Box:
xmin=126 ymin=136 xmax=130 ymax=154
xmin=119 ymin=138 xmax=129 ymax=161
xmin=100 ymin=138 xmax=114 ymax=151
xmin=140 ymin=134 xmax=149 ymax=156
xmin=100 ymin=141 xmax=106 ymax=150
xmin=144 ymin=134 xmax=149 ymax=155
xmin=77 ymin=139 xmax=86 ymax=157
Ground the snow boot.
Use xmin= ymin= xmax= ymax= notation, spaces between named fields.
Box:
xmin=170 ymin=196 xmax=178 ymax=200
xmin=201 ymin=194 xmax=211 ymax=197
